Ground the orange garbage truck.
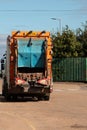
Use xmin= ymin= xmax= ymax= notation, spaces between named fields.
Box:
xmin=2 ymin=31 xmax=53 ymax=100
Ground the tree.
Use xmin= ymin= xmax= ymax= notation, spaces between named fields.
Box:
xmin=52 ymin=25 xmax=81 ymax=58
xmin=76 ymin=21 xmax=87 ymax=57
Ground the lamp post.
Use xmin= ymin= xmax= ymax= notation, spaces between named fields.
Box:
xmin=51 ymin=18 xmax=62 ymax=34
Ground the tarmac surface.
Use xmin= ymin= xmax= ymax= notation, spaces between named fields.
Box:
xmin=0 ymin=79 xmax=87 ymax=130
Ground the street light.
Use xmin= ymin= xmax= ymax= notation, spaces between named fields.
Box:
xmin=51 ymin=18 xmax=62 ymax=34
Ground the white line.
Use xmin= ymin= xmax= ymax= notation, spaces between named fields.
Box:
xmin=54 ymin=89 xmax=64 ymax=92
xmin=0 ymin=111 xmax=36 ymax=130
xmin=68 ymin=89 xmax=80 ymax=91
xmin=54 ymin=88 xmax=80 ymax=92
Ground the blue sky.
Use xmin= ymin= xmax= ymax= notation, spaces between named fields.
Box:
xmin=0 ymin=0 xmax=87 ymax=59
xmin=0 ymin=0 xmax=87 ymax=34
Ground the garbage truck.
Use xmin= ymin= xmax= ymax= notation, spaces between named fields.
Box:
xmin=2 ymin=31 xmax=53 ymax=100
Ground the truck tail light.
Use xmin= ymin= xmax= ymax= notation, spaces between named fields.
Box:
xmin=37 ymin=78 xmax=48 ymax=85
xmin=11 ymin=56 xmax=14 ymax=61
xmin=15 ymin=78 xmax=25 ymax=85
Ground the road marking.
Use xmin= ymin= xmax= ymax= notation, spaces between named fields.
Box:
xmin=68 ymin=88 xmax=80 ymax=91
xmin=0 ymin=111 xmax=36 ymax=130
xmin=54 ymin=88 xmax=80 ymax=92
xmin=54 ymin=89 xmax=64 ymax=92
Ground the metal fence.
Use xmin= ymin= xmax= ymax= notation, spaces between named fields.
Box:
xmin=52 ymin=58 xmax=87 ymax=82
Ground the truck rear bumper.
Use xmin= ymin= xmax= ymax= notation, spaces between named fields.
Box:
xmin=7 ymin=86 xmax=50 ymax=96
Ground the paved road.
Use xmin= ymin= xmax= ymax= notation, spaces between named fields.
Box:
xmin=0 ymin=79 xmax=87 ymax=130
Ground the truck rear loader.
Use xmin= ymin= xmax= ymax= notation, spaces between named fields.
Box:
xmin=2 ymin=31 xmax=53 ymax=100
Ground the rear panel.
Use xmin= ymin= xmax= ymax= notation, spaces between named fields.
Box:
xmin=17 ymin=38 xmax=45 ymax=68
xmin=8 ymin=31 xmax=53 ymax=95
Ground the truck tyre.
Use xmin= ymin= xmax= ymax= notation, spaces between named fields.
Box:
xmin=12 ymin=95 xmax=17 ymax=101
xmin=2 ymin=82 xmax=8 ymax=96
xmin=44 ymin=95 xmax=50 ymax=101
xmin=5 ymin=95 xmax=11 ymax=101
xmin=38 ymin=96 xmax=42 ymax=101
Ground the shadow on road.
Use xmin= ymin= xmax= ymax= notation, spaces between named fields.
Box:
xmin=0 ymin=95 xmax=39 ymax=102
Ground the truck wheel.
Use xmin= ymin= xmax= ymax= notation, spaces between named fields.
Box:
xmin=5 ymin=95 xmax=11 ymax=101
xmin=44 ymin=95 xmax=50 ymax=101
xmin=12 ymin=95 xmax=17 ymax=101
xmin=38 ymin=96 xmax=42 ymax=101
xmin=2 ymin=79 xmax=8 ymax=96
